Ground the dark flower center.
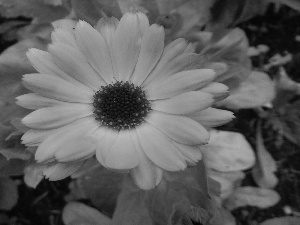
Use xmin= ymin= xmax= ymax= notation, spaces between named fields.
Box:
xmin=93 ymin=81 xmax=151 ymax=130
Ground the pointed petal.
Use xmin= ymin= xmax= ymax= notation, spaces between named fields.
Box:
xmin=44 ymin=161 xmax=84 ymax=181
xmin=152 ymin=91 xmax=214 ymax=115
xmin=35 ymin=117 xmax=98 ymax=163
xmin=200 ymin=82 xmax=229 ymax=101
xmin=55 ymin=136 xmax=97 ymax=162
xmin=146 ymin=111 xmax=209 ymax=145
xmin=105 ymin=130 xmax=139 ymax=169
xmin=136 ymin=123 xmax=186 ymax=171
xmin=130 ymin=131 xmax=162 ymax=189
xmin=16 ymin=93 xmax=65 ymax=110
xmin=22 ymin=104 xmax=93 ymax=129
xmin=112 ymin=13 xmax=141 ymax=81
xmin=75 ymin=20 xmax=114 ymax=83
xmin=171 ymin=141 xmax=202 ymax=165
xmin=131 ymin=24 xmax=164 ymax=85
xmin=48 ymin=43 xmax=106 ymax=90
xmin=22 ymin=74 xmax=93 ymax=103
xmin=22 ymin=128 xmax=58 ymax=146
xmin=26 ymin=49 xmax=91 ymax=89
xmin=146 ymin=69 xmax=216 ymax=100
xmin=190 ymin=107 xmax=235 ymax=127
xmin=51 ymin=28 xmax=77 ymax=48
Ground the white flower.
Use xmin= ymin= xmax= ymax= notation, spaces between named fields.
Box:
xmin=17 ymin=13 xmax=234 ymax=190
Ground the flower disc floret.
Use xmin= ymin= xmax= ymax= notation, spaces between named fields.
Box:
xmin=93 ymin=81 xmax=151 ymax=130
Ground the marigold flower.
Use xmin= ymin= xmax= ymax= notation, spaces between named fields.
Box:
xmin=17 ymin=13 xmax=234 ymax=189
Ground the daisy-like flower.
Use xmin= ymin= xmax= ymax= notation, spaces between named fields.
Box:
xmin=16 ymin=13 xmax=234 ymax=190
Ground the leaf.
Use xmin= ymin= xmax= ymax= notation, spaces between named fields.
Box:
xmin=111 ymin=176 xmax=152 ymax=225
xmin=71 ymin=0 xmax=122 ymax=25
xmin=252 ymin=123 xmax=278 ymax=188
xmin=0 ymin=0 xmax=69 ymax=23
xmin=201 ymin=130 xmax=256 ymax=172
xmin=0 ymin=177 xmax=18 ymax=210
xmin=24 ymin=161 xmax=45 ymax=188
xmin=260 ymin=216 xmax=300 ymax=225
xmin=219 ymin=71 xmax=275 ymax=109
xmin=0 ymin=148 xmax=31 ymax=160
xmin=223 ymin=187 xmax=280 ymax=210
xmin=63 ymin=202 xmax=111 ymax=225
xmin=0 ymin=155 xmax=26 ymax=177
xmin=74 ymin=165 xmax=125 ymax=216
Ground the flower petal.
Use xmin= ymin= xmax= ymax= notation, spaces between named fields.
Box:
xmin=16 ymin=93 xmax=65 ymax=110
xmin=205 ymin=62 xmax=229 ymax=77
xmin=104 ymin=130 xmax=139 ymax=169
xmin=22 ymin=104 xmax=93 ymax=129
xmin=44 ymin=161 xmax=84 ymax=181
xmin=143 ymin=53 xmax=205 ymax=88
xmin=190 ymin=107 xmax=235 ymax=127
xmin=146 ymin=111 xmax=209 ymax=145
xmin=75 ymin=20 xmax=114 ymax=83
xmin=112 ymin=13 xmax=141 ymax=81
xmin=22 ymin=128 xmax=58 ymax=146
xmin=95 ymin=17 xmax=119 ymax=47
xmin=131 ymin=24 xmax=164 ymax=85
xmin=95 ymin=128 xmax=119 ymax=167
xmin=136 ymin=123 xmax=186 ymax=171
xmin=55 ymin=136 xmax=97 ymax=162
xmin=48 ymin=43 xmax=106 ymax=90
xmin=130 ymin=131 xmax=162 ymax=189
xmin=171 ymin=141 xmax=202 ymax=165
xmin=146 ymin=69 xmax=216 ymax=100
xmin=22 ymin=74 xmax=93 ymax=103
xmin=151 ymin=91 xmax=214 ymax=115
xmin=26 ymin=49 xmax=90 ymax=89
xmin=200 ymin=82 xmax=229 ymax=101
xmin=51 ymin=28 xmax=77 ymax=48
xmin=35 ymin=117 xmax=98 ymax=163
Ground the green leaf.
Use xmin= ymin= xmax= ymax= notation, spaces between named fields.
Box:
xmin=0 ymin=177 xmax=18 ymax=210
xmin=201 ymin=130 xmax=256 ymax=172
xmin=0 ymin=0 xmax=69 ymax=23
xmin=63 ymin=202 xmax=111 ymax=225
xmin=223 ymin=187 xmax=280 ymax=210
xmin=0 ymin=148 xmax=31 ymax=160
xmin=24 ymin=161 xmax=44 ymax=188
xmin=260 ymin=216 xmax=300 ymax=225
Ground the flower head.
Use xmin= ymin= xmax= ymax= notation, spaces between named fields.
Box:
xmin=17 ymin=13 xmax=234 ymax=189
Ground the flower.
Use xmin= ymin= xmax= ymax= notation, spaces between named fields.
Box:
xmin=16 ymin=13 xmax=234 ymax=190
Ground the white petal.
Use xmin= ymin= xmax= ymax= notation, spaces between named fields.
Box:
xmin=205 ymin=62 xmax=229 ymax=77
xmin=136 ymin=12 xmax=150 ymax=35
xmin=146 ymin=111 xmax=209 ymax=145
xmin=35 ymin=117 xmax=99 ymax=163
xmin=143 ymin=53 xmax=204 ymax=88
xmin=52 ymin=19 xmax=76 ymax=30
xmin=131 ymin=24 xmax=164 ymax=85
xmin=190 ymin=107 xmax=235 ymax=127
xmin=95 ymin=17 xmax=119 ymax=47
xmin=16 ymin=93 xmax=65 ymax=110
xmin=26 ymin=49 xmax=91 ymax=89
xmin=136 ymin=123 xmax=186 ymax=171
xmin=95 ymin=128 xmax=119 ymax=166
xmin=75 ymin=20 xmax=114 ymax=83
xmin=151 ymin=91 xmax=214 ymax=115
xmin=112 ymin=13 xmax=141 ymax=81
xmin=22 ymin=104 xmax=93 ymax=129
xmin=48 ymin=43 xmax=106 ymax=90
xmin=200 ymin=82 xmax=229 ymax=101
xmin=51 ymin=28 xmax=77 ymax=48
xmin=22 ymin=128 xmax=58 ymax=146
xmin=171 ymin=141 xmax=202 ymax=165
xmin=55 ymin=136 xmax=97 ymax=162
xmin=146 ymin=69 xmax=216 ymax=100
xmin=104 ymin=130 xmax=139 ymax=169
xmin=130 ymin=131 xmax=162 ymax=189
xmin=44 ymin=161 xmax=84 ymax=181
xmin=22 ymin=74 xmax=94 ymax=103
